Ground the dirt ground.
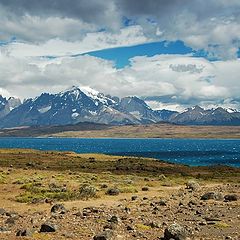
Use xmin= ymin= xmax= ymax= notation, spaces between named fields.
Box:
xmin=0 ymin=149 xmax=239 ymax=239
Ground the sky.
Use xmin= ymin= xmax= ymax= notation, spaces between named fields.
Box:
xmin=0 ymin=0 xmax=240 ymax=111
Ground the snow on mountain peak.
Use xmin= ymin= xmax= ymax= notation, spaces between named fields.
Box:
xmin=225 ymin=107 xmax=239 ymax=113
xmin=81 ymin=86 xmax=116 ymax=105
xmin=59 ymin=86 xmax=82 ymax=100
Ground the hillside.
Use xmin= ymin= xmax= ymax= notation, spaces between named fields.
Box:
xmin=0 ymin=149 xmax=239 ymax=239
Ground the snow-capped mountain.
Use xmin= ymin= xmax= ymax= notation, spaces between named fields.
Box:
xmin=170 ymin=105 xmax=240 ymax=125
xmin=0 ymin=87 xmax=240 ymax=128
xmin=0 ymin=86 xmax=146 ymax=128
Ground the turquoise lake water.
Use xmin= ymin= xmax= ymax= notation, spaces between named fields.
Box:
xmin=0 ymin=138 xmax=239 ymax=167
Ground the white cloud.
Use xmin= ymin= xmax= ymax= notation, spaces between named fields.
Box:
xmin=3 ymin=25 xmax=149 ymax=58
xmin=0 ymin=52 xmax=239 ymax=110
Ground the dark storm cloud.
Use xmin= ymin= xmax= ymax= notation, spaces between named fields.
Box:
xmin=0 ymin=0 xmax=114 ymax=23
xmin=119 ymin=0 xmax=240 ymax=19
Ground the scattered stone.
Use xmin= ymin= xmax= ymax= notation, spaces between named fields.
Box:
xmin=158 ymin=199 xmax=167 ymax=206
xmin=126 ymin=225 xmax=134 ymax=231
xmin=163 ymin=223 xmax=187 ymax=240
xmin=0 ymin=226 xmax=9 ymax=233
xmin=93 ymin=229 xmax=114 ymax=240
xmin=146 ymin=221 xmax=161 ymax=228
xmin=131 ymin=195 xmax=138 ymax=201
xmin=224 ymin=194 xmax=238 ymax=201
xmin=159 ymin=174 xmax=166 ymax=181
xmin=204 ymin=217 xmax=221 ymax=222
xmin=186 ymin=180 xmax=200 ymax=191
xmin=106 ymin=188 xmax=120 ymax=196
xmin=5 ymin=217 xmax=16 ymax=225
xmin=108 ymin=215 xmax=120 ymax=224
xmin=201 ymin=192 xmax=224 ymax=201
xmin=40 ymin=223 xmax=58 ymax=233
xmin=16 ymin=229 xmax=33 ymax=237
xmin=142 ymin=187 xmax=149 ymax=191
xmin=51 ymin=203 xmax=67 ymax=214
xmin=0 ymin=208 xmax=6 ymax=215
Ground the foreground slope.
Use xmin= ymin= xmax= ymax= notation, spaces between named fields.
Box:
xmin=0 ymin=149 xmax=239 ymax=239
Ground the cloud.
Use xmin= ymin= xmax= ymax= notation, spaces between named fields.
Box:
xmin=120 ymin=0 xmax=240 ymax=58
xmin=0 ymin=51 xmax=239 ymax=110
xmin=0 ymin=0 xmax=239 ymax=59
xmin=3 ymin=25 xmax=148 ymax=58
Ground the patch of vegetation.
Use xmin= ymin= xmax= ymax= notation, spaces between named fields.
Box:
xmin=135 ymin=223 xmax=151 ymax=231
xmin=0 ymin=172 xmax=7 ymax=183
xmin=119 ymin=186 xmax=138 ymax=193
xmin=214 ymin=222 xmax=230 ymax=228
xmin=16 ymin=181 xmax=98 ymax=203
xmin=78 ymin=184 xmax=97 ymax=200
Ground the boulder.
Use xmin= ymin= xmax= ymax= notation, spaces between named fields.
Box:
xmin=40 ymin=223 xmax=58 ymax=232
xmin=51 ymin=203 xmax=67 ymax=214
xmin=164 ymin=223 xmax=187 ymax=240
xmin=93 ymin=229 xmax=114 ymax=240
xmin=200 ymin=192 xmax=224 ymax=201
xmin=224 ymin=194 xmax=238 ymax=201
xmin=186 ymin=180 xmax=200 ymax=191
xmin=106 ymin=188 xmax=120 ymax=196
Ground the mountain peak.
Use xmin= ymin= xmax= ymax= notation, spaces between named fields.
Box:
xmin=191 ymin=105 xmax=204 ymax=111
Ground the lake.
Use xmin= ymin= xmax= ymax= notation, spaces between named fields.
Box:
xmin=0 ymin=138 xmax=239 ymax=167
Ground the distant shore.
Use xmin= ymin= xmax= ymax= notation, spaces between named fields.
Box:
xmin=0 ymin=122 xmax=240 ymax=138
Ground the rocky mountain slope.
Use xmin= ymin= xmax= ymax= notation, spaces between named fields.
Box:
xmin=170 ymin=105 xmax=240 ymax=125
xmin=0 ymin=87 xmax=239 ymax=128
xmin=0 ymin=87 xmax=167 ymax=128
xmin=0 ymin=96 xmax=21 ymax=119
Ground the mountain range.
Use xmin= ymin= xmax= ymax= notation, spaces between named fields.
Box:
xmin=0 ymin=86 xmax=239 ymax=128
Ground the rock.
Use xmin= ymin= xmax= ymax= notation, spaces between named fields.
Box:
xmin=163 ymin=223 xmax=187 ymax=240
xmin=6 ymin=211 xmax=19 ymax=218
xmin=142 ymin=187 xmax=149 ymax=191
xmin=93 ymin=229 xmax=114 ymax=240
xmin=158 ymin=199 xmax=167 ymax=206
xmin=16 ymin=229 xmax=33 ymax=237
xmin=0 ymin=226 xmax=10 ymax=233
xmin=224 ymin=194 xmax=238 ymax=201
xmin=126 ymin=225 xmax=134 ymax=231
xmin=0 ymin=208 xmax=6 ymax=215
xmin=204 ymin=217 xmax=221 ymax=222
xmin=131 ymin=195 xmax=138 ymax=201
xmin=5 ymin=217 xmax=16 ymax=225
xmin=186 ymin=180 xmax=200 ymax=191
xmin=146 ymin=221 xmax=161 ymax=228
xmin=101 ymin=184 xmax=108 ymax=189
xmin=40 ymin=223 xmax=58 ymax=232
xmin=159 ymin=174 xmax=166 ymax=181
xmin=200 ymin=192 xmax=224 ymax=201
xmin=108 ymin=215 xmax=120 ymax=224
xmin=51 ymin=203 xmax=67 ymax=214
xmin=106 ymin=188 xmax=120 ymax=196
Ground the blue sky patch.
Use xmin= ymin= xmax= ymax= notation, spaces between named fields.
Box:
xmin=81 ymin=40 xmax=211 ymax=68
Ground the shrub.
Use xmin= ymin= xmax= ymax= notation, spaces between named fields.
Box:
xmin=79 ymin=184 xmax=97 ymax=200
